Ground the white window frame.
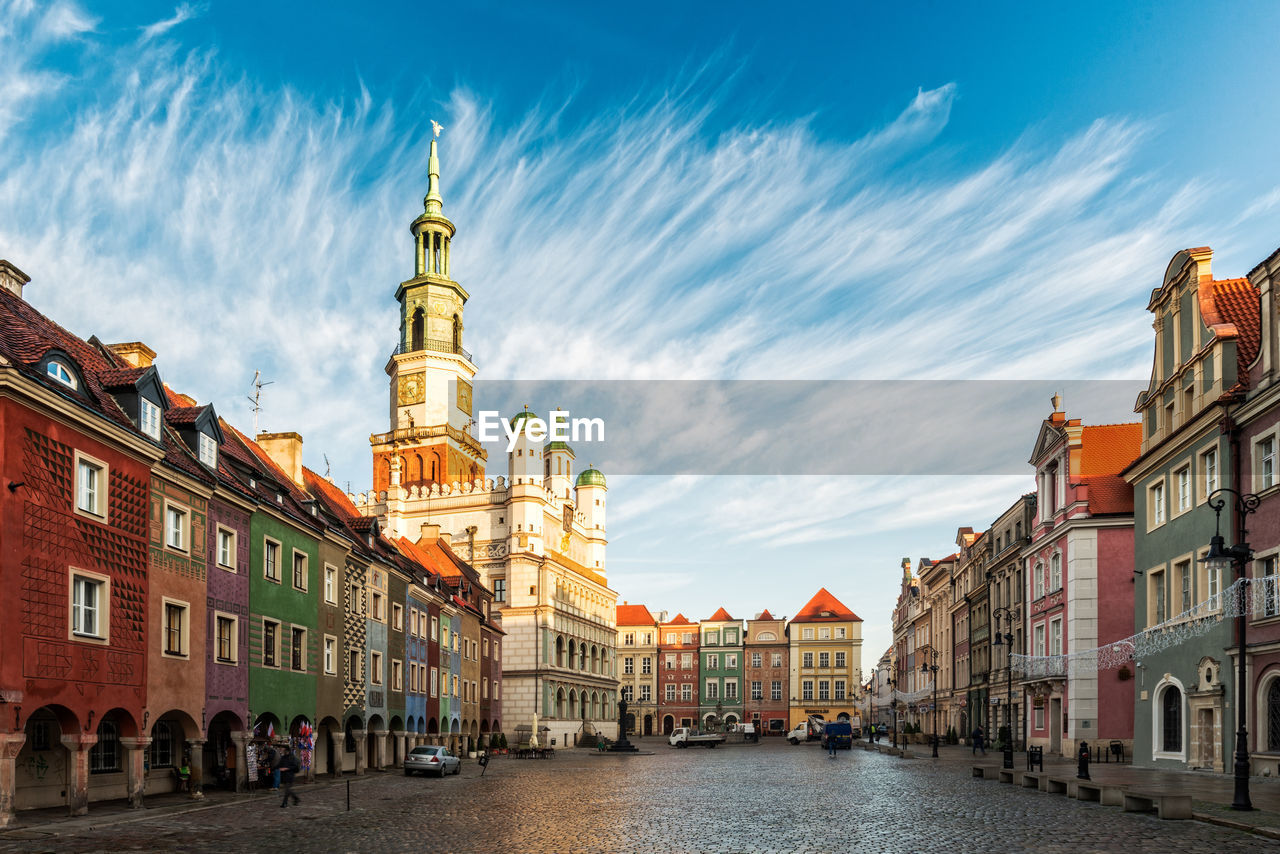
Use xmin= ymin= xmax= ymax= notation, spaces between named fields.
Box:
xmin=73 ymin=450 xmax=109 ymax=523
xmin=1257 ymin=431 xmax=1280 ymax=492
xmin=430 ymin=666 xmax=439 ymax=698
xmin=1198 ymin=446 xmax=1219 ymax=503
xmin=1050 ymin=552 xmax=1062 ymax=592
xmin=198 ymin=432 xmax=218 ymax=468
xmin=392 ymin=602 xmax=404 ymax=631
xmin=324 ymin=564 xmax=338 ymax=604
xmin=140 ymin=397 xmax=161 ymax=440
xmin=1174 ymin=463 xmax=1192 ymax=514
xmin=392 ymin=658 xmax=403 ymax=691
xmin=704 ymin=679 xmax=719 ymax=700
xmin=323 ymin=634 xmax=337 ymax=675
xmin=164 ymin=501 xmax=188 ymax=552
xmin=69 ymin=567 xmax=110 ymax=643
xmin=1048 ymin=617 xmax=1062 ymax=657
xmin=216 ymin=526 xmax=237 ymax=571
xmin=161 ymin=596 xmax=189 ymax=659
xmin=371 ymin=650 xmax=383 ymax=686
xmin=1148 ymin=478 xmax=1167 ymax=530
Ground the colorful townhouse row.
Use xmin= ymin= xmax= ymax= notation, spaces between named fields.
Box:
xmin=877 ymin=242 xmax=1280 ymax=781
xmin=0 ymin=260 xmax=503 ymax=826
xmin=615 ymin=589 xmax=863 ymax=736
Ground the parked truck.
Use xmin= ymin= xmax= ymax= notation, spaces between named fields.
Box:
xmin=668 ymin=727 xmax=727 ymax=748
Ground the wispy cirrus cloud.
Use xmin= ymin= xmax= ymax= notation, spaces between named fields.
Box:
xmin=139 ymin=2 xmax=202 ymax=42
xmin=0 ymin=2 xmax=1215 ymax=664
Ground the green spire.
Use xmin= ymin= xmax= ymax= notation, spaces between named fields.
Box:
xmin=424 ymin=136 xmax=444 ymax=215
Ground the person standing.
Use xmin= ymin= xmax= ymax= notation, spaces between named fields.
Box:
xmin=972 ymin=725 xmax=986 ymax=756
xmin=279 ymin=746 xmax=301 ymax=808
xmin=264 ymin=743 xmax=281 ymax=790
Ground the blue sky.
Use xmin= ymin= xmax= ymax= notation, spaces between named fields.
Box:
xmin=3 ymin=0 xmax=1280 ymax=672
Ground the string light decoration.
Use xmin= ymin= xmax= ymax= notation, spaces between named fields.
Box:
xmin=1012 ymin=578 xmax=1275 ymax=679
xmin=892 ymin=679 xmax=934 ymax=702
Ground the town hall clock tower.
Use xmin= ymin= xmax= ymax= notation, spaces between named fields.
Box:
xmin=370 ymin=128 xmax=485 ymax=494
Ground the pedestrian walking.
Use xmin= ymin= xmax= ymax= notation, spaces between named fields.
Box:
xmin=278 ymin=746 xmax=301 ymax=808
xmin=828 ymin=734 xmax=837 ymax=758
xmin=264 ymin=742 xmax=281 ymax=790
xmin=971 ymin=726 xmax=985 ymax=756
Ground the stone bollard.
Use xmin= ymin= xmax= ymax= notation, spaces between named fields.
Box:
xmin=1077 ymin=740 xmax=1090 ymax=780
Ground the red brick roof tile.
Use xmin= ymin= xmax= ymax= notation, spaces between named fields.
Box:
xmin=757 ymin=609 xmax=774 ymax=620
xmin=664 ymin=613 xmax=695 ymax=626
xmin=706 ymin=606 xmax=734 ymax=622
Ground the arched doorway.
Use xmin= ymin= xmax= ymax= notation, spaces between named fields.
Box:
xmin=663 ymin=715 xmax=675 ymax=735
xmin=411 ymin=308 xmax=425 ymax=351
xmin=643 ymin=715 xmax=653 ymax=736
xmin=206 ymin=710 xmax=244 ymax=790
xmin=149 ymin=709 xmax=200 ymax=794
xmin=366 ymin=715 xmax=385 ymax=769
xmin=624 ymin=713 xmax=636 ymax=735
xmin=343 ymin=717 xmax=363 ymax=773
xmin=15 ymin=705 xmax=79 ymax=812
xmin=316 ymin=716 xmax=341 ymax=777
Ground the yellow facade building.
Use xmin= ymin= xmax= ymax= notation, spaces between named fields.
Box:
xmin=788 ymin=588 xmax=863 ymax=728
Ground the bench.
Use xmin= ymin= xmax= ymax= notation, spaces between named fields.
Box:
xmin=1046 ymin=777 xmax=1078 ymax=797
xmin=971 ymin=765 xmax=985 ymax=778
xmin=1021 ymin=771 xmax=1047 ymax=790
xmin=1122 ymin=791 xmax=1192 ymax=820
xmin=998 ymin=769 xmax=1015 ymax=784
xmin=1075 ymin=780 xmax=1126 ymax=806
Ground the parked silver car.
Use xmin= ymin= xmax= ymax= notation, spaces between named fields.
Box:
xmin=404 ymin=745 xmax=461 ymax=777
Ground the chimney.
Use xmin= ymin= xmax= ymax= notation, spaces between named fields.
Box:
xmin=0 ymin=260 xmax=31 ymax=299
xmin=255 ymin=431 xmax=304 ymax=485
xmin=110 ymin=342 xmax=157 ymax=368
xmin=420 ymin=522 xmax=441 ymax=543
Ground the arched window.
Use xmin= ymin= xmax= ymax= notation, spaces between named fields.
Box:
xmin=1268 ymin=679 xmax=1280 ymax=751
xmin=1161 ymin=685 xmax=1182 ymax=753
xmin=452 ymin=315 xmax=462 ymax=353
xmin=89 ymin=720 xmax=120 ymax=773
xmin=150 ymin=721 xmax=175 ymax=767
xmin=1050 ymin=553 xmax=1062 ymax=591
xmin=47 ymin=360 xmax=76 ymax=388
xmin=410 ymin=308 xmax=425 ymax=352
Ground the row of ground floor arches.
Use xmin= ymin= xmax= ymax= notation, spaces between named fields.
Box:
xmin=0 ymin=704 xmax=500 ymax=824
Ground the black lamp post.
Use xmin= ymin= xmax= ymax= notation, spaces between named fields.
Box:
xmin=992 ymin=606 xmax=1016 ymax=769
xmin=1204 ymin=487 xmax=1258 ymax=812
xmin=921 ymin=650 xmax=940 ymax=758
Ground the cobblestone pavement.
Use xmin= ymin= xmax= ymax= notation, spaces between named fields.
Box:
xmin=3 ymin=739 xmax=1279 ymax=853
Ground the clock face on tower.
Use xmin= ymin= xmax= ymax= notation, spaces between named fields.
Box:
xmin=398 ymin=373 xmax=425 ymax=406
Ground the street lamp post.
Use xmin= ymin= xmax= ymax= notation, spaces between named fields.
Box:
xmin=1204 ymin=487 xmax=1259 ymax=812
xmin=992 ymin=606 xmax=1016 ymax=770
xmin=921 ymin=650 xmax=940 ymax=759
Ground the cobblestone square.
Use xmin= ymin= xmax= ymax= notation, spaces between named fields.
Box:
xmin=2 ymin=741 xmax=1278 ymax=853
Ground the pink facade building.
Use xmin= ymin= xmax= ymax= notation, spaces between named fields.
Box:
xmin=1022 ymin=402 xmax=1140 ymax=756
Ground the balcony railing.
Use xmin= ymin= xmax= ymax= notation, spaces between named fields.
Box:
xmin=393 ymin=339 xmax=474 ymax=364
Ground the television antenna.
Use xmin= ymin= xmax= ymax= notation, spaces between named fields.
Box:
xmin=247 ymin=371 xmax=274 ymax=434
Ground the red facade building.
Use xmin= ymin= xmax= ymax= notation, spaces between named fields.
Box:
xmin=0 ymin=268 xmax=160 ymax=823
xmin=657 ymin=614 xmax=699 ymax=733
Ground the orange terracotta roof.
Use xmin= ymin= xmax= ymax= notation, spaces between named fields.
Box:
xmin=303 ymin=466 xmax=362 ymax=522
xmin=706 ymin=606 xmax=734 ymax=622
xmin=1207 ymin=277 xmax=1261 ymax=382
xmin=757 ymin=609 xmax=774 ymax=620
xmin=1078 ymin=422 xmax=1141 ymax=515
xmin=792 ymin=587 xmax=861 ymax=622
xmin=664 ymin=613 xmax=695 ymax=626
xmin=616 ymin=604 xmax=656 ymax=626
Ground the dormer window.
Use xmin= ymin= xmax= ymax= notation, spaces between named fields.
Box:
xmin=47 ymin=360 xmax=76 ymax=389
xmin=197 ymin=432 xmax=217 ymax=468
xmin=140 ymin=398 xmax=162 ymax=440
